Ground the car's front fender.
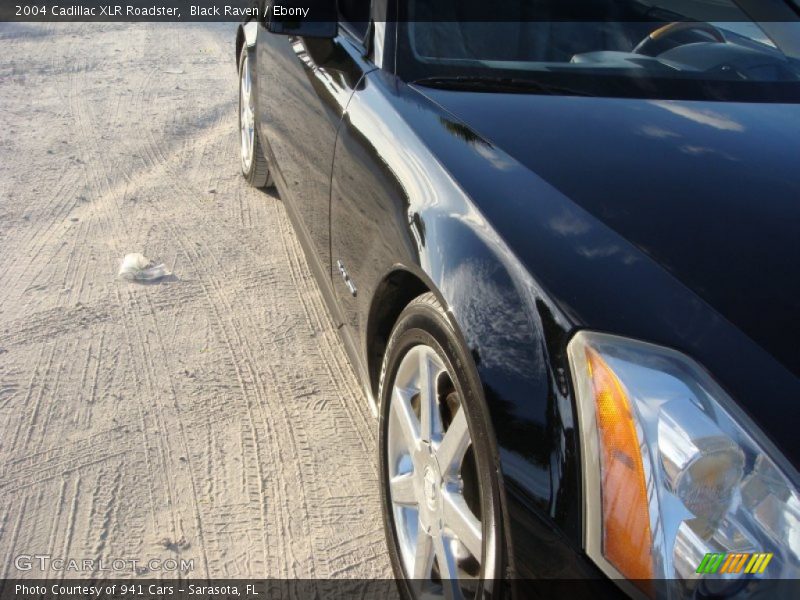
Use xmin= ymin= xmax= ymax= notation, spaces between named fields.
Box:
xmin=331 ymin=69 xmax=595 ymax=580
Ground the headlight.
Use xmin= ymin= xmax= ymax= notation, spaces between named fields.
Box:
xmin=567 ymin=331 xmax=799 ymax=596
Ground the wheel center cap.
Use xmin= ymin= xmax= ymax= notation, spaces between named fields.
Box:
xmin=423 ymin=465 xmax=439 ymax=511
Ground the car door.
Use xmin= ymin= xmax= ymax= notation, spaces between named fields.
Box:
xmin=255 ymin=1 xmax=373 ymax=285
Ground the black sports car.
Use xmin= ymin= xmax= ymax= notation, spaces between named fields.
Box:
xmin=235 ymin=1 xmax=800 ymax=597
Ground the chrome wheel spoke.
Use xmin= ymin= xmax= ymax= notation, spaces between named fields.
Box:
xmin=390 ymin=473 xmax=417 ymax=507
xmin=413 ymin=528 xmax=435 ymax=580
xmin=418 ymin=350 xmax=439 ymax=443
xmin=442 ymin=490 xmax=482 ymax=560
xmin=434 ymin=534 xmax=460 ymax=600
xmin=437 ymin=408 xmax=469 ymax=477
xmin=242 ymin=59 xmax=251 ymax=98
xmin=392 ymin=387 xmax=420 ymax=453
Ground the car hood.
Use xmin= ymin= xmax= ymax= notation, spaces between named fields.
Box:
xmin=417 ymin=89 xmax=800 ymax=376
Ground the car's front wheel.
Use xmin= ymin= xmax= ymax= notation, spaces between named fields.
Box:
xmin=379 ymin=293 xmax=504 ymax=599
xmin=238 ymin=45 xmax=272 ymax=188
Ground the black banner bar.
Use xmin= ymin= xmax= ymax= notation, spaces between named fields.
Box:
xmin=2 ymin=579 xmax=800 ymax=600
xmin=2 ymin=0 xmax=800 ymax=23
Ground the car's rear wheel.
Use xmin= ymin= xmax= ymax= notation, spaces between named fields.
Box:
xmin=238 ymin=46 xmax=272 ymax=188
xmin=379 ymin=293 xmax=504 ymax=599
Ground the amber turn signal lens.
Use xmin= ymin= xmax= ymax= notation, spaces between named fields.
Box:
xmin=586 ymin=348 xmax=654 ymax=580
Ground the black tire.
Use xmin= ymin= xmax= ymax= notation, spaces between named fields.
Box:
xmin=238 ymin=45 xmax=272 ymax=188
xmin=378 ymin=292 xmax=505 ymax=599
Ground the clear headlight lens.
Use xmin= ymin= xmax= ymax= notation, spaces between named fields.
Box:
xmin=567 ymin=331 xmax=799 ymax=594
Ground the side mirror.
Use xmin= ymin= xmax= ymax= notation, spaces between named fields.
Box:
xmin=265 ymin=1 xmax=338 ymax=39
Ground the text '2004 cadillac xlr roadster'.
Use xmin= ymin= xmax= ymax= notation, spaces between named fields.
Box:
xmin=235 ymin=1 xmax=800 ymax=598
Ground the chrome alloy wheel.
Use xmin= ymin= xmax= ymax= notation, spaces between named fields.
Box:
xmin=387 ymin=344 xmax=483 ymax=598
xmin=239 ymin=53 xmax=255 ymax=173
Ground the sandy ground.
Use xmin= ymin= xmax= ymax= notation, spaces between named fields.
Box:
xmin=0 ymin=22 xmax=392 ymax=579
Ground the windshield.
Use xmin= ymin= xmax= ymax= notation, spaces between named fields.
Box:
xmin=399 ymin=1 xmax=800 ymax=101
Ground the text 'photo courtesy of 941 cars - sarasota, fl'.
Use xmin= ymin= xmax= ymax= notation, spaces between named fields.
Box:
xmin=234 ymin=1 xmax=800 ymax=598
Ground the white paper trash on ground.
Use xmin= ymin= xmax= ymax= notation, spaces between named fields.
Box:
xmin=118 ymin=253 xmax=171 ymax=282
